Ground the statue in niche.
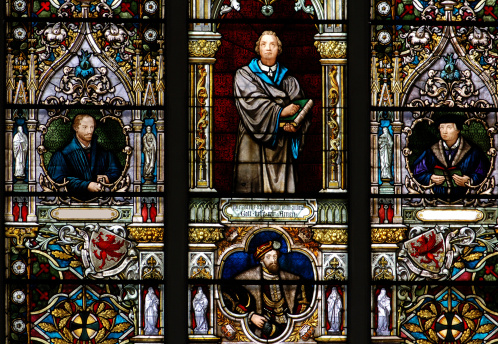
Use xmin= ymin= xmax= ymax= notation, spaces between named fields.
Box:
xmin=193 ymin=287 xmax=209 ymax=334
xmin=144 ymin=287 xmax=160 ymax=335
xmin=142 ymin=126 xmax=157 ymax=181
xmin=379 ymin=127 xmax=393 ymax=181
xmin=13 ymin=126 xmax=28 ymax=179
xmin=327 ymin=287 xmax=342 ymax=334
xmin=376 ymin=288 xmax=391 ymax=336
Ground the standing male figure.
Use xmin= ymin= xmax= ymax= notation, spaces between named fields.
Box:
xmin=48 ymin=114 xmax=122 ymax=194
xmin=233 ymin=30 xmax=312 ymax=193
xmin=13 ymin=126 xmax=28 ymax=179
xmin=412 ymin=114 xmax=489 ymax=197
xmin=222 ymin=240 xmax=310 ymax=339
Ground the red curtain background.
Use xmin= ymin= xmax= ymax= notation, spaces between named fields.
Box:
xmin=212 ymin=0 xmax=323 ymax=193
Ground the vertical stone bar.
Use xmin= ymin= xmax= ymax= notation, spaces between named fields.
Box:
xmin=130 ymin=41 xmax=144 ymax=223
xmin=315 ymin=36 xmax=347 ymax=192
xmin=5 ymin=120 xmax=13 ymax=193
xmin=188 ymin=33 xmax=221 ymax=192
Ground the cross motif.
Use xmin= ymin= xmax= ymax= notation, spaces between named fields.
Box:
xmin=147 ymin=256 xmax=157 ymax=267
xmin=69 ymin=311 xmax=100 ymax=341
xmin=378 ymin=256 xmax=388 ymax=268
xmin=329 ymin=257 xmax=340 ymax=269
xmin=435 ymin=312 xmax=465 ymax=341
xmin=197 ymin=256 xmax=207 ymax=266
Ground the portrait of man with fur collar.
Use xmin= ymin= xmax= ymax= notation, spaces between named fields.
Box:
xmin=411 ymin=113 xmax=490 ymax=198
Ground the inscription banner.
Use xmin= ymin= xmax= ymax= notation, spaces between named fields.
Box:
xmin=220 ymin=199 xmax=317 ymax=223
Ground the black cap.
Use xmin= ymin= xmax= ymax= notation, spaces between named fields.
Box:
xmin=433 ymin=112 xmax=466 ymax=130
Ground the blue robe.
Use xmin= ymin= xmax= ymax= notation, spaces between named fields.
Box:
xmin=47 ymin=135 xmax=122 ymax=194
xmin=412 ymin=137 xmax=489 ymax=198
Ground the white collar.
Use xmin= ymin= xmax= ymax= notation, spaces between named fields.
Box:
xmin=258 ymin=60 xmax=277 ymax=73
xmin=78 ymin=140 xmax=91 ymax=149
xmin=442 ymin=137 xmax=460 ymax=150
xmin=262 ymin=269 xmax=279 ymax=280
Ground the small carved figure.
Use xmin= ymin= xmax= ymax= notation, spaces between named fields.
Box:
xmin=142 ymin=126 xmax=157 ymax=178
xmin=378 ymin=127 xmax=393 ymax=180
xmin=144 ymin=287 xmax=160 ymax=335
xmin=327 ymin=287 xmax=342 ymax=334
xmin=376 ymin=288 xmax=391 ymax=336
xmin=193 ymin=287 xmax=209 ymax=334
xmin=13 ymin=126 xmax=28 ymax=179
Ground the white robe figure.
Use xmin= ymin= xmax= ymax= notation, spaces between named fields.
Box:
xmin=193 ymin=287 xmax=208 ymax=334
xmin=379 ymin=127 xmax=393 ymax=180
xmin=327 ymin=287 xmax=342 ymax=334
xmin=144 ymin=287 xmax=159 ymax=335
xmin=142 ymin=126 xmax=157 ymax=178
xmin=13 ymin=126 xmax=28 ymax=178
xmin=376 ymin=288 xmax=391 ymax=336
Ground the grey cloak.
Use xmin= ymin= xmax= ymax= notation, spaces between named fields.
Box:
xmin=233 ymin=60 xmax=311 ymax=193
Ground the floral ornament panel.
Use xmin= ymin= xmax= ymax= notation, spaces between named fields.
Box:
xmin=7 ymin=0 xmax=164 ymax=20
xmin=7 ymin=283 xmax=164 ymax=344
xmin=7 ymin=19 xmax=164 ymax=107
xmin=6 ymin=107 xmax=164 ymax=195
xmin=371 ymin=23 xmax=498 ymax=110
xmin=6 ymin=197 xmax=164 ymax=281
xmin=371 ymin=0 xmax=498 ymax=22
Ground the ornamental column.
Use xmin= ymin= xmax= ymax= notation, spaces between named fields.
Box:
xmin=188 ymin=32 xmax=221 ymax=192
xmin=314 ymin=34 xmax=347 ymax=192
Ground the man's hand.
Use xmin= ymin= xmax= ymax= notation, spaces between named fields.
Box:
xmin=453 ymin=174 xmax=471 ymax=187
xmin=283 ymin=123 xmax=298 ymax=133
xmin=430 ymin=174 xmax=445 ymax=185
xmin=281 ymin=104 xmax=300 ymax=118
xmin=250 ymin=314 xmax=267 ymax=329
xmin=87 ymin=182 xmax=102 ymax=192
xmin=97 ymin=175 xmax=110 ymax=184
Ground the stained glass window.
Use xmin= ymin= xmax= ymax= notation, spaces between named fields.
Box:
xmin=371 ymin=1 xmax=498 ymax=343
xmin=8 ymin=0 xmax=498 ymax=343
xmin=188 ymin=0 xmax=348 ymax=342
xmin=5 ymin=0 xmax=165 ymax=343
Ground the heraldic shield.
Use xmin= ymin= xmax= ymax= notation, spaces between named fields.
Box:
xmin=404 ymin=229 xmax=446 ymax=273
xmin=89 ymin=227 xmax=132 ymax=273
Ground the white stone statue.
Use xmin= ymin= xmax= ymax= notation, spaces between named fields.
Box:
xmin=376 ymin=288 xmax=391 ymax=336
xmin=144 ymin=287 xmax=160 ymax=335
xmin=142 ymin=126 xmax=157 ymax=178
xmin=378 ymin=127 xmax=393 ymax=180
xmin=193 ymin=287 xmax=208 ymax=334
xmin=327 ymin=287 xmax=342 ymax=334
xmin=13 ymin=126 xmax=28 ymax=178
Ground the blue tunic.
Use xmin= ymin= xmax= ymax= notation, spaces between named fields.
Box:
xmin=47 ymin=135 xmax=122 ymax=193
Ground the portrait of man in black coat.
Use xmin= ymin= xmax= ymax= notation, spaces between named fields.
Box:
xmin=47 ymin=114 xmax=122 ymax=194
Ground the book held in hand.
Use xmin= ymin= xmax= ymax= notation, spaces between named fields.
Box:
xmin=433 ymin=167 xmax=462 ymax=188
xmin=279 ymin=99 xmax=314 ymax=127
